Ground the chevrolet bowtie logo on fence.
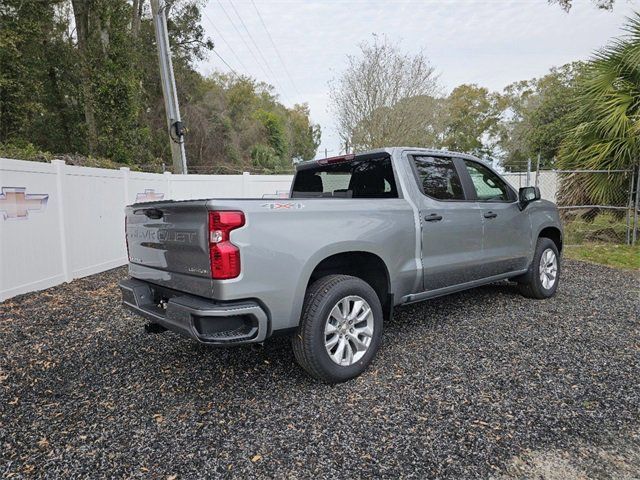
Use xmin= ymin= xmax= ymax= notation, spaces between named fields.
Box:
xmin=0 ymin=187 xmax=49 ymax=220
xmin=135 ymin=189 xmax=164 ymax=202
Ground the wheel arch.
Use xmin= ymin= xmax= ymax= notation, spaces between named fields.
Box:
xmin=307 ymin=251 xmax=391 ymax=306
xmin=538 ymin=225 xmax=563 ymax=252
xmin=290 ymin=248 xmax=394 ymax=326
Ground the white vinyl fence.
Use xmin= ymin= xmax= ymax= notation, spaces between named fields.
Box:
xmin=0 ymin=157 xmax=560 ymax=302
xmin=0 ymin=158 xmax=293 ymax=301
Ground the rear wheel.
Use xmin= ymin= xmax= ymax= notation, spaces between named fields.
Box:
xmin=517 ymin=237 xmax=561 ymax=299
xmin=292 ymin=275 xmax=383 ymax=383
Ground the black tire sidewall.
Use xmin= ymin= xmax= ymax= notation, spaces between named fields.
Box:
xmin=307 ymin=277 xmax=383 ymax=382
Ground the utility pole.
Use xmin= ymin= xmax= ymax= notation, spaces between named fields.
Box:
xmin=150 ymin=0 xmax=187 ymax=174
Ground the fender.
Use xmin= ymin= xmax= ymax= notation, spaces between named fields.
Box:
xmin=287 ymin=241 xmax=393 ymax=328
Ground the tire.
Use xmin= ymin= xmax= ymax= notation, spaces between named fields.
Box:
xmin=517 ymin=237 xmax=561 ymax=299
xmin=292 ymin=274 xmax=383 ymax=383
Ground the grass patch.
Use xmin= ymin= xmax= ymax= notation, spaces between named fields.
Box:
xmin=565 ymin=244 xmax=640 ymax=269
xmin=562 ymin=211 xmax=629 ymax=244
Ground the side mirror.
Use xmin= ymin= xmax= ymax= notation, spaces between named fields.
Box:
xmin=519 ymin=186 xmax=541 ymax=209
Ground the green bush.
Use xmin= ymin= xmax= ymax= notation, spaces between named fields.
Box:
xmin=251 ymin=144 xmax=280 ymax=171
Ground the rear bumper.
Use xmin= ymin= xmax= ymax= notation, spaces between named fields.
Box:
xmin=119 ymin=278 xmax=269 ymax=345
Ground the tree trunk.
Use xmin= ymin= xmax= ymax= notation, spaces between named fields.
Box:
xmin=131 ymin=0 xmax=142 ymax=38
xmin=71 ymin=0 xmax=98 ymax=154
xmin=47 ymin=65 xmax=73 ymax=149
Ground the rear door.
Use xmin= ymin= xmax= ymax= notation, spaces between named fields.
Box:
xmin=409 ymin=155 xmax=485 ymax=290
xmin=460 ymin=159 xmax=532 ymax=276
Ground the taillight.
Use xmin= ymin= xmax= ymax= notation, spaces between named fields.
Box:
xmin=208 ymin=211 xmax=245 ymax=279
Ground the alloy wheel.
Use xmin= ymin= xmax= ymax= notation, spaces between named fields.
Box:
xmin=324 ymin=295 xmax=374 ymax=366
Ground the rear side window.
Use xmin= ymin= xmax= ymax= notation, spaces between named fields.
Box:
xmin=412 ymin=156 xmax=465 ymax=201
xmin=464 ymin=160 xmax=514 ymax=202
xmin=291 ymin=157 xmax=398 ymax=199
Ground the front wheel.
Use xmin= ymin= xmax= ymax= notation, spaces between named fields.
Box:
xmin=517 ymin=237 xmax=561 ymax=299
xmin=292 ymin=275 xmax=383 ymax=383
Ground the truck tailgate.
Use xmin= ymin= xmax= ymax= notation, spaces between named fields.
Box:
xmin=125 ymin=200 xmax=211 ymax=278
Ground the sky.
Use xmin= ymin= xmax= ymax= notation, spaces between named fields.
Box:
xmin=196 ymin=0 xmax=638 ymax=159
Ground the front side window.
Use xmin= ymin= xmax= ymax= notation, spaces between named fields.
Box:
xmin=291 ymin=156 xmax=398 ymax=199
xmin=464 ymin=160 xmax=513 ymax=202
xmin=412 ymin=156 xmax=465 ymax=201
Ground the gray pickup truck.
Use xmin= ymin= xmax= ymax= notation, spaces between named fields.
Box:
xmin=120 ymin=147 xmax=562 ymax=383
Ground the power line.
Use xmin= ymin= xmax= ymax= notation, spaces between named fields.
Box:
xmin=215 ymin=0 xmax=279 ymax=92
xmin=212 ymin=49 xmax=240 ymax=78
xmin=226 ymin=0 xmax=292 ymax=104
xmin=250 ymin=0 xmax=300 ymax=97
xmin=227 ymin=1 xmax=278 ymax=81
xmin=202 ymin=9 xmax=250 ymax=75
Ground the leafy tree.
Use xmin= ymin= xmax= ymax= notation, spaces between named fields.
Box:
xmin=0 ymin=1 xmax=80 ymax=150
xmin=288 ymin=104 xmax=321 ymax=162
xmin=390 ymin=95 xmax=447 ymax=149
xmin=182 ymin=74 xmax=319 ymax=173
xmin=254 ymin=109 xmax=288 ymax=159
xmin=0 ymin=0 xmax=320 ymax=172
xmin=251 ymin=144 xmax=280 ymax=171
xmin=497 ymin=63 xmax=585 ymax=170
xmin=440 ymin=84 xmax=501 ymax=158
xmin=556 ymin=13 xmax=640 ymax=206
xmin=526 ymin=64 xmax=585 ymax=163
xmin=344 ymin=83 xmax=501 ymax=158
xmin=329 ymin=35 xmax=439 ymax=151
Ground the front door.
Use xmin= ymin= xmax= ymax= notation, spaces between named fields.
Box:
xmin=462 ymin=159 xmax=532 ymax=276
xmin=410 ymin=155 xmax=485 ymax=291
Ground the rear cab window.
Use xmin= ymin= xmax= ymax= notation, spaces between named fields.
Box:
xmin=291 ymin=156 xmax=398 ymax=199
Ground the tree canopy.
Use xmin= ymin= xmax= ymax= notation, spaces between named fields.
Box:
xmin=0 ymin=0 xmax=320 ymax=172
xmin=329 ymin=36 xmax=439 ymax=152
xmin=497 ymin=62 xmax=586 ymax=170
xmin=329 ymin=13 xmax=638 ymax=188
xmin=556 ymin=14 xmax=640 ymax=206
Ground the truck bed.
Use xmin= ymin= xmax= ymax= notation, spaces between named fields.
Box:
xmin=125 ymin=197 xmax=419 ymax=331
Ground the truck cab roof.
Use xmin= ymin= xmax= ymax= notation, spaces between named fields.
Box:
xmin=297 ymin=147 xmax=485 ymax=171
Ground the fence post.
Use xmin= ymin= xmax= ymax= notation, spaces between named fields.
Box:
xmin=535 ymin=153 xmax=541 ymax=188
xmin=626 ymin=168 xmax=634 ymax=245
xmin=52 ymin=160 xmax=72 ymax=282
xmin=633 ymin=164 xmax=640 ymax=245
xmin=120 ymin=167 xmax=131 ymax=206
xmin=242 ymin=171 xmax=250 ymax=198
xmin=526 ymin=158 xmax=532 ymax=187
xmin=164 ymin=171 xmax=172 ymax=200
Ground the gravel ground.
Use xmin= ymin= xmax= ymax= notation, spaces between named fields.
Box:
xmin=1 ymin=260 xmax=638 ymax=479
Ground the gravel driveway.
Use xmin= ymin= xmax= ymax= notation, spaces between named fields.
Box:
xmin=1 ymin=260 xmax=638 ymax=479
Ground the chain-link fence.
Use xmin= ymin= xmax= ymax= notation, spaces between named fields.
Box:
xmin=502 ymin=160 xmax=639 ymax=246
xmin=552 ymin=169 xmax=637 ymax=245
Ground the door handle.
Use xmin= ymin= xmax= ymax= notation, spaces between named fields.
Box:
xmin=424 ymin=213 xmax=443 ymax=222
xmin=143 ymin=208 xmax=164 ymax=219
xmin=483 ymin=211 xmax=498 ymax=219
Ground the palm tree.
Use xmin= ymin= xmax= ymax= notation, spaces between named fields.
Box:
xmin=557 ymin=13 xmax=640 ymax=208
